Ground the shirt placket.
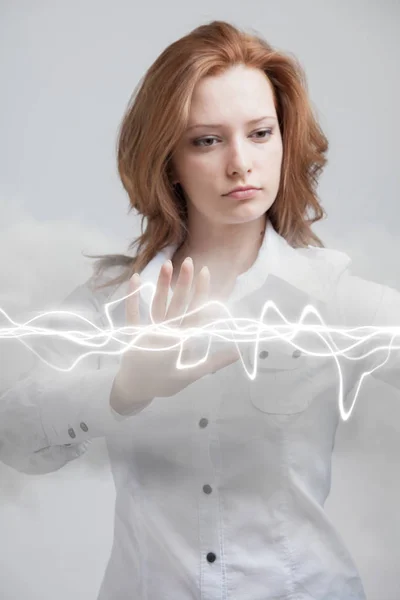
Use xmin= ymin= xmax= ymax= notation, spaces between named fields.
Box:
xmin=196 ymin=371 xmax=226 ymax=600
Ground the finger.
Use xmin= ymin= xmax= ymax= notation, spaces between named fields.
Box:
xmin=185 ymin=267 xmax=226 ymax=329
xmin=181 ymin=265 xmax=210 ymax=329
xmin=166 ymin=257 xmax=194 ymax=326
xmin=150 ymin=260 xmax=172 ymax=323
xmin=126 ymin=273 xmax=141 ymax=327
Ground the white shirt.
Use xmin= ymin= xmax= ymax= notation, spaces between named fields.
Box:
xmin=1 ymin=220 xmax=400 ymax=599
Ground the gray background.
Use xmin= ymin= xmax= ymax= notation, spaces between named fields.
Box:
xmin=0 ymin=1 xmax=399 ymax=598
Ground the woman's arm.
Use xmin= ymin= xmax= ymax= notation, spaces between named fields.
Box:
xmin=0 ymin=274 xmax=145 ymax=475
xmin=333 ymin=270 xmax=400 ymax=391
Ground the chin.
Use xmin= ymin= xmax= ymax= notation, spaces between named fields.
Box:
xmin=227 ymin=201 xmax=270 ymax=221
xmin=219 ymin=212 xmax=267 ymax=226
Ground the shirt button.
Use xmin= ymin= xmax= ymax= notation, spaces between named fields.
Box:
xmin=199 ymin=418 xmax=209 ymax=428
xmin=292 ymin=349 xmax=302 ymax=358
xmin=206 ymin=552 xmax=217 ymax=563
xmin=203 ymin=484 xmax=212 ymax=494
xmin=259 ymin=350 xmax=269 ymax=359
xmin=68 ymin=427 xmax=76 ymax=439
xmin=80 ymin=422 xmax=88 ymax=432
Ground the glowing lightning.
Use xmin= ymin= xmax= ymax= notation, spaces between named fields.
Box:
xmin=1 ymin=280 xmax=399 ymax=422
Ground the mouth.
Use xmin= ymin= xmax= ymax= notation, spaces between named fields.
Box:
xmin=223 ymin=186 xmax=261 ymax=195
xmin=224 ymin=188 xmax=262 ymax=200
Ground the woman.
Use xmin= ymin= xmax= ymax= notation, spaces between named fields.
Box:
xmin=1 ymin=20 xmax=399 ymax=600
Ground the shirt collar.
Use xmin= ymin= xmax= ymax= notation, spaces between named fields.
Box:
xmin=107 ymin=219 xmax=351 ymax=313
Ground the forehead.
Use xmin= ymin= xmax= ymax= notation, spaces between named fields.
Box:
xmin=189 ymin=65 xmax=276 ymax=121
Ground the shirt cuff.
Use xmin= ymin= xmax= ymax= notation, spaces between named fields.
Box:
xmin=41 ymin=364 xmax=151 ymax=446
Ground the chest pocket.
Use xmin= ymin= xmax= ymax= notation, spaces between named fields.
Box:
xmin=246 ymin=337 xmax=316 ymax=415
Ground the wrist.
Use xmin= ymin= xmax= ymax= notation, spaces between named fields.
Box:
xmin=110 ymin=373 xmax=153 ymax=415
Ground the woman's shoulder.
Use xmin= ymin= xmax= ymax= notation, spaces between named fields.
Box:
xmin=298 ymin=245 xmax=400 ymax=326
xmin=295 ymin=244 xmax=353 ymax=297
xmin=61 ymin=264 xmax=129 ymax=315
xmin=297 ymin=244 xmax=352 ymax=271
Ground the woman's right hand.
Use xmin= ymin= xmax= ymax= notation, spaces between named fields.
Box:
xmin=110 ymin=257 xmax=240 ymax=414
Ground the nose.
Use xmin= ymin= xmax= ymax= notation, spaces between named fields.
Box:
xmin=227 ymin=141 xmax=252 ymax=178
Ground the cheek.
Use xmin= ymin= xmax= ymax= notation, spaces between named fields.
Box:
xmin=274 ymin=151 xmax=283 ymax=173
xmin=185 ymin=156 xmax=216 ymax=182
xmin=275 ymin=139 xmax=284 ymax=165
xmin=265 ymin=144 xmax=283 ymax=173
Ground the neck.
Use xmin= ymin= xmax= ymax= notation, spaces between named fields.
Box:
xmin=171 ymin=214 xmax=268 ymax=298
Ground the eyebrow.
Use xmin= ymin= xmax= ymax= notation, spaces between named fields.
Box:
xmin=186 ymin=115 xmax=277 ymax=131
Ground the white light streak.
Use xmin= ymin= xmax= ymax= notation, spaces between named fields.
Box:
xmin=1 ymin=281 xmax=399 ymax=422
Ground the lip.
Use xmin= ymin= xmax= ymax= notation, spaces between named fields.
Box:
xmin=224 ymin=188 xmax=261 ymax=200
xmin=224 ymin=186 xmax=260 ymax=195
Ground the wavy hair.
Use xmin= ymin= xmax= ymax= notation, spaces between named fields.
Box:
xmin=86 ymin=20 xmax=328 ymax=291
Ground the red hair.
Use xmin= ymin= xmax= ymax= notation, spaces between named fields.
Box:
xmin=87 ymin=20 xmax=328 ymax=291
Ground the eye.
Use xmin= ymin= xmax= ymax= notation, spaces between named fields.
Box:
xmin=253 ymin=128 xmax=273 ymax=139
xmin=192 ymin=136 xmax=217 ymax=148
xmin=192 ymin=128 xmax=274 ymax=148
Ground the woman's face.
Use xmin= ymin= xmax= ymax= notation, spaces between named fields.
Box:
xmin=170 ymin=64 xmax=283 ymax=229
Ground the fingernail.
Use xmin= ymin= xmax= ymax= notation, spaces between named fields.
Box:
xmin=184 ymin=257 xmax=193 ymax=264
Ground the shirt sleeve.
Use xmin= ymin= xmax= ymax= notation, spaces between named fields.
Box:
xmin=333 ymin=270 xmax=400 ymax=391
xmin=0 ymin=274 xmax=149 ymax=475
xmin=366 ymin=281 xmax=400 ymax=390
